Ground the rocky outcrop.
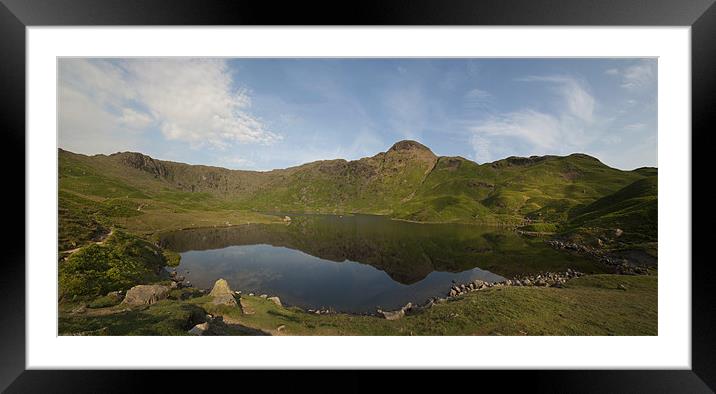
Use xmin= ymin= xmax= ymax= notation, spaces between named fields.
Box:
xmin=111 ymin=151 xmax=170 ymax=179
xmin=188 ymin=322 xmax=209 ymax=335
xmin=268 ymin=296 xmax=282 ymax=307
xmin=121 ymin=284 xmax=170 ymax=306
xmin=546 ymin=239 xmax=651 ymax=274
xmin=377 ymin=302 xmax=413 ymax=320
xmin=445 ymin=269 xmax=585 ymax=298
xmin=209 ymin=279 xmax=238 ymax=307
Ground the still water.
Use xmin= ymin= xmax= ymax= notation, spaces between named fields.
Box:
xmin=160 ymin=214 xmax=602 ymax=313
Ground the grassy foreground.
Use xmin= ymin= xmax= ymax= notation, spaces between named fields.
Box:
xmin=59 ymin=274 xmax=656 ymax=336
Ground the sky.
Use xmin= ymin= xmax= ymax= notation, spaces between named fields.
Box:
xmin=58 ymin=58 xmax=657 ymax=171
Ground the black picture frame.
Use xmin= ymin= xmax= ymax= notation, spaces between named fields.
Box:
xmin=2 ymin=0 xmax=714 ymax=391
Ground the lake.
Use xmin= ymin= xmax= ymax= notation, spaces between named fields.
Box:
xmin=160 ymin=214 xmax=604 ymax=313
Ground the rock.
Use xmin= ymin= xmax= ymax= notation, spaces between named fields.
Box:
xmin=121 ymin=284 xmax=170 ymax=306
xmin=170 ymin=281 xmax=178 ymax=289
xmin=248 ymin=293 xmax=255 ymax=296
xmin=378 ymin=309 xmax=405 ymax=320
xmin=71 ymin=304 xmax=87 ymax=314
xmin=260 ymin=294 xmax=268 ymax=298
xmin=209 ymin=279 xmax=238 ymax=307
xmin=188 ymin=322 xmax=209 ymax=335
xmin=277 ymin=325 xmax=286 ymax=332
xmin=283 ymin=216 xmax=292 ymax=222
xmin=617 ymin=284 xmax=628 ymax=291
xmin=449 ymin=289 xmax=457 ymax=297
xmin=614 ymin=228 xmax=624 ymax=237
xmin=268 ymin=296 xmax=282 ymax=307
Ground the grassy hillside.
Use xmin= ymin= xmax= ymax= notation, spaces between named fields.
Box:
xmin=58 ymin=149 xmax=280 ymax=250
xmin=59 ymin=273 xmax=657 ymax=336
xmin=393 ymin=153 xmax=645 ymax=225
xmin=59 ymin=140 xmax=656 ymax=259
xmin=57 ymin=141 xmax=658 ymax=336
xmin=561 ymin=176 xmax=658 ymax=256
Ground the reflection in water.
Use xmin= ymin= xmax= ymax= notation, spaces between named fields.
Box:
xmin=161 ymin=214 xmax=604 ymax=313
xmin=175 ymin=244 xmax=502 ymax=313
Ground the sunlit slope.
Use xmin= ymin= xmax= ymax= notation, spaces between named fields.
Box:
xmin=394 ymin=154 xmax=646 ymax=224
xmin=59 ymin=140 xmax=655 ymax=245
xmin=563 ymin=176 xmax=658 ymax=246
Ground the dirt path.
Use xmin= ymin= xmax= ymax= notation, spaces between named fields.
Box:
xmin=61 ymin=228 xmax=114 ymax=256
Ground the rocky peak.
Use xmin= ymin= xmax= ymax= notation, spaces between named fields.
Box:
xmin=110 ymin=151 xmax=169 ymax=179
xmin=389 ymin=140 xmax=433 ymax=154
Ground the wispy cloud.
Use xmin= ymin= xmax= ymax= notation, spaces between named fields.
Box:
xmin=604 ymin=60 xmax=656 ymax=90
xmin=624 ymin=122 xmax=646 ymax=131
xmin=620 ymin=62 xmax=656 ymax=89
xmin=59 ymin=58 xmax=280 ymax=154
xmin=463 ymin=88 xmax=493 ymax=111
xmin=467 ymin=75 xmax=596 ymax=162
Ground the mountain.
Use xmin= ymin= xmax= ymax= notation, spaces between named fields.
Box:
xmin=58 ymin=140 xmax=656 ymax=249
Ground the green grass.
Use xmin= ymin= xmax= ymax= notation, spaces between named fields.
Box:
xmin=562 ymin=177 xmax=657 ymax=249
xmin=56 ymin=145 xmax=658 ymax=336
xmin=59 ymin=230 xmax=169 ymax=300
xmin=60 ymin=274 xmax=655 ymax=336
xmin=59 ymin=301 xmax=207 ymax=336
xmin=88 ymin=294 xmax=123 ymax=308
xmin=519 ymin=222 xmax=559 ymax=233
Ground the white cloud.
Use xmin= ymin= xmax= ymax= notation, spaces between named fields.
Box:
xmin=604 ymin=60 xmax=656 ymax=90
xmin=463 ymin=88 xmax=492 ymax=111
xmin=620 ymin=62 xmax=655 ymax=89
xmin=119 ymin=108 xmax=154 ymax=131
xmin=58 ymin=58 xmax=280 ymax=153
xmin=217 ymin=156 xmax=256 ymax=169
xmin=468 ymin=76 xmax=596 ymax=162
xmin=624 ymin=122 xmax=646 ymax=131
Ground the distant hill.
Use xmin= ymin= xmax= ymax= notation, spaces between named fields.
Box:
xmin=58 ymin=140 xmax=656 ymax=249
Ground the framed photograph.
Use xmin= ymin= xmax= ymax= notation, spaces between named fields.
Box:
xmin=3 ymin=0 xmax=714 ymax=391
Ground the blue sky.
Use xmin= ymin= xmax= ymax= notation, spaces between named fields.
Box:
xmin=58 ymin=58 xmax=657 ymax=170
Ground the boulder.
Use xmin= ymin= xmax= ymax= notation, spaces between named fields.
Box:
xmin=188 ymin=322 xmax=209 ymax=335
xmin=71 ymin=304 xmax=87 ymax=314
xmin=268 ymin=296 xmax=282 ymax=307
xmin=378 ymin=309 xmax=405 ymax=321
xmin=121 ymin=284 xmax=170 ymax=306
xmin=209 ymin=279 xmax=238 ymax=307
xmin=378 ymin=302 xmax=413 ymax=320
